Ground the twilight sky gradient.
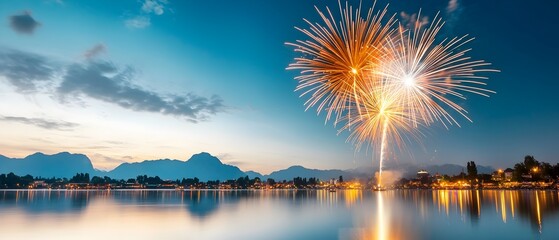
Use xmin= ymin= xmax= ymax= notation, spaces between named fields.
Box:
xmin=0 ymin=0 xmax=558 ymax=174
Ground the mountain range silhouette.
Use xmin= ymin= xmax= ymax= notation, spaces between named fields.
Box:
xmin=0 ymin=152 xmax=494 ymax=181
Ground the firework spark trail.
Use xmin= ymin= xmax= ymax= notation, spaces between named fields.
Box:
xmin=341 ymin=71 xmax=421 ymax=188
xmin=378 ymin=120 xmax=388 ymax=187
xmin=289 ymin=2 xmax=497 ymax=188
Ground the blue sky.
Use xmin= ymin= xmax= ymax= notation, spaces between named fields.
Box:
xmin=0 ymin=0 xmax=557 ymax=173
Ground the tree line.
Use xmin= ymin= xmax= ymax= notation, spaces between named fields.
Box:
xmin=0 ymin=172 xmax=341 ymax=189
xmin=512 ymin=155 xmax=559 ymax=181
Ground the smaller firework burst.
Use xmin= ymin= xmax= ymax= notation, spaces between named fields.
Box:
xmin=373 ymin=12 xmax=498 ymax=129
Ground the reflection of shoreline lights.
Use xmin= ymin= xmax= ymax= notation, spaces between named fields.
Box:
xmin=476 ymin=190 xmax=481 ymax=216
xmin=289 ymin=3 xmax=497 ymax=188
xmin=493 ymin=191 xmax=498 ymax=212
xmin=510 ymin=191 xmax=516 ymax=219
xmin=458 ymin=190 xmax=464 ymax=216
xmin=500 ymin=191 xmax=507 ymax=223
xmin=438 ymin=191 xmax=450 ymax=216
xmin=536 ymin=191 xmax=541 ymax=232
xmin=426 ymin=190 xmax=558 ymax=230
xmin=4 ymin=190 xmax=559 ymax=239
xmin=344 ymin=189 xmax=362 ymax=207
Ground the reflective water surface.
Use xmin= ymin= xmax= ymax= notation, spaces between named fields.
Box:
xmin=1 ymin=190 xmax=558 ymax=240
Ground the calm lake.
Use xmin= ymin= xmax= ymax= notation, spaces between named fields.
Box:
xmin=0 ymin=189 xmax=558 ymax=240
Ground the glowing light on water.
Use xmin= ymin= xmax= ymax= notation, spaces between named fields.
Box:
xmin=536 ymin=191 xmax=542 ymax=232
xmin=376 ymin=192 xmax=387 ymax=240
xmin=500 ymin=191 xmax=507 ymax=223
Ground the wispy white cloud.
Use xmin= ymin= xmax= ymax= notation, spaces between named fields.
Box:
xmin=0 ymin=48 xmax=56 ymax=93
xmin=400 ymin=11 xmax=429 ymax=29
xmin=445 ymin=0 xmax=463 ymax=31
xmin=217 ymin=153 xmax=234 ymax=161
xmin=447 ymin=0 xmax=459 ymax=14
xmin=83 ymin=43 xmax=106 ymax=59
xmin=90 ymin=153 xmax=128 ymax=170
xmin=224 ymin=160 xmax=246 ymax=167
xmin=125 ymin=0 xmax=169 ymax=29
xmin=93 ymin=153 xmax=126 ymax=164
xmin=0 ymin=115 xmax=78 ymax=131
xmin=0 ymin=47 xmax=226 ymax=123
xmin=142 ymin=0 xmax=168 ymax=15
xmin=57 ymin=60 xmax=225 ymax=123
xmin=125 ymin=16 xmax=151 ymax=29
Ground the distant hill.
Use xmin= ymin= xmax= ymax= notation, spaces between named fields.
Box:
xmin=107 ymin=152 xmax=247 ymax=181
xmin=264 ymin=165 xmax=350 ymax=181
xmin=423 ymin=164 xmax=494 ymax=176
xmin=0 ymin=152 xmax=99 ymax=178
xmin=0 ymin=151 xmax=496 ymax=181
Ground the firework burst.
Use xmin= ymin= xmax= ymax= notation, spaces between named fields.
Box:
xmin=288 ymin=3 xmax=497 ymax=187
xmin=286 ymin=1 xmax=396 ymax=125
xmin=374 ymin=12 xmax=497 ymax=129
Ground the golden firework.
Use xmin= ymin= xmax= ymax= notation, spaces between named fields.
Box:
xmin=286 ymin=1 xmax=396 ymax=125
xmin=340 ymin=74 xmax=419 ymax=152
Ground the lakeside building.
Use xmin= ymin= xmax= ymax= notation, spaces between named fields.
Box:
xmin=417 ymin=170 xmax=429 ymax=178
xmin=491 ymin=170 xmax=503 ymax=181
xmin=504 ymin=168 xmax=514 ymax=181
xmin=31 ymin=181 xmax=48 ymax=189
